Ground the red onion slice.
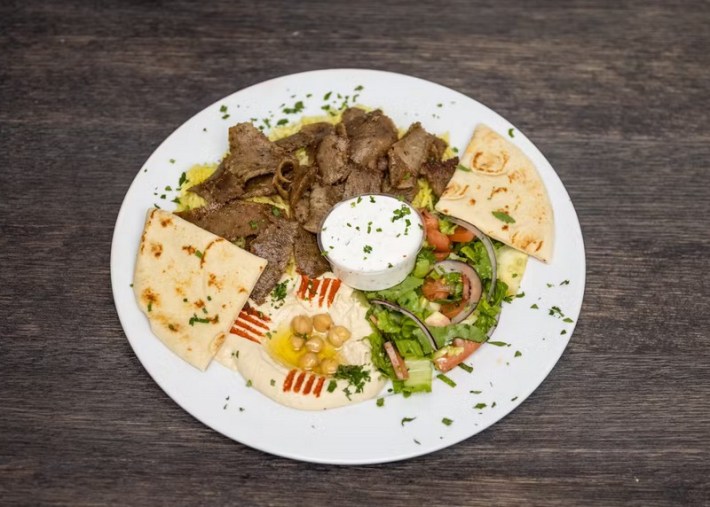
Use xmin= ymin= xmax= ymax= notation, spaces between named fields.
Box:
xmin=370 ymin=299 xmax=439 ymax=351
xmin=446 ymin=217 xmax=498 ymax=302
xmin=431 ymin=260 xmax=483 ymax=324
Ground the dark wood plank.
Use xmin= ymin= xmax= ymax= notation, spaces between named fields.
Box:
xmin=1 ymin=0 xmax=709 ymax=505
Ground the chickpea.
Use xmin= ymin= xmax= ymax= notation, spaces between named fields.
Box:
xmin=327 ymin=325 xmax=351 ymax=347
xmin=289 ymin=335 xmax=305 ymax=352
xmin=291 ymin=315 xmax=313 ymax=335
xmin=320 ymin=358 xmax=339 ymax=376
xmin=305 ymin=336 xmax=324 ymax=353
xmin=299 ymin=352 xmax=318 ymax=371
xmin=313 ymin=313 xmax=334 ymax=332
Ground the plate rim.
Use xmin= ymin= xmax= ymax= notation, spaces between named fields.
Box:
xmin=110 ymin=68 xmax=587 ymax=464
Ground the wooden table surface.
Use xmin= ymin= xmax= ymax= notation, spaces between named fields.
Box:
xmin=2 ymin=1 xmax=709 ymax=505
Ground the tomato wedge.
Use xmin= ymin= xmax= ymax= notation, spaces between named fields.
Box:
xmin=422 ymin=278 xmax=451 ymax=301
xmin=448 ymin=226 xmax=475 ymax=243
xmin=420 ymin=209 xmax=439 ymax=230
xmin=433 ymin=338 xmax=482 ymax=372
xmin=427 ymin=228 xmax=451 ymax=252
xmin=384 ymin=341 xmax=409 ymax=380
xmin=440 ymin=275 xmax=471 ymax=319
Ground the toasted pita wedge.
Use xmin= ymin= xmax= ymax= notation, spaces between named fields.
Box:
xmin=436 ymin=125 xmax=554 ymax=262
xmin=133 ymin=209 xmax=267 ymax=370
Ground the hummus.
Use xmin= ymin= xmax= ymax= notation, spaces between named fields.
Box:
xmin=215 ymin=273 xmax=387 ymax=410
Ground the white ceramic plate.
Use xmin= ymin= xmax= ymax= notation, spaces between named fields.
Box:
xmin=111 ymin=69 xmax=585 ymax=464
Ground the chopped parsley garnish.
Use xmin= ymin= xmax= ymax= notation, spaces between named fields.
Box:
xmin=457 ymin=164 xmax=471 ymax=172
xmin=194 ymin=250 xmax=203 ymax=259
xmin=376 ymin=227 xmax=383 ymax=232
xmin=323 ymin=91 xmax=332 ymax=100
xmin=219 ymin=104 xmax=228 ymax=113
xmin=492 ymin=211 xmax=516 ymax=224
xmin=282 ymin=101 xmax=305 ymax=114
xmin=369 ymin=196 xmax=376 ymax=203
xmin=207 ymin=296 xmax=211 ymax=301
xmin=271 ymin=206 xmax=282 ymax=217
xmin=367 ymin=221 xmax=372 ymax=233
xmin=276 ymin=118 xmax=289 ymax=126
xmin=401 ymin=417 xmax=416 ymax=426
xmin=561 ymin=330 xmax=568 ymax=335
xmin=530 ymin=303 xmax=539 ymax=309
xmin=354 ymin=85 xmax=364 ymax=91
xmin=270 ymin=280 xmax=288 ymax=306
xmin=563 ymin=317 xmax=574 ymax=323
xmin=508 ymin=128 xmax=515 ymax=138
xmin=470 ymin=390 xmax=482 ymax=394
xmin=189 ymin=313 xmax=217 ymax=326
xmin=222 ymin=114 xmax=230 ymax=120
xmin=169 ymin=158 xmax=175 ymax=164
xmin=436 ymin=374 xmax=456 ymax=388
xmin=327 ymin=380 xmax=337 ymax=393
xmin=333 ymin=365 xmax=371 ymax=399
xmin=549 ymin=306 xmax=564 ymax=318
xmin=442 ymin=417 xmax=453 ymax=426
xmin=178 ymin=172 xmax=187 ymax=186
xmin=249 ymin=220 xmax=259 ymax=230
xmin=165 ymin=185 xmax=172 ymax=191
xmin=514 ymin=350 xmax=522 ymax=357
xmin=474 ymin=403 xmax=487 ymax=410
xmin=458 ymin=363 xmax=473 ymax=373
xmin=391 ymin=204 xmax=411 ymax=222
xmin=511 ymin=396 xmax=518 ymax=402
xmin=363 ymin=245 xmax=373 ymax=254
xmin=387 ymin=263 xmax=393 ymax=268
xmin=147 ymin=301 xmax=152 ymax=312
xmin=270 ymin=379 xmax=276 ymax=386
xmin=376 ymin=398 xmax=384 ymax=407
xmin=560 ymin=279 xmax=570 ymax=285
xmin=487 ymin=341 xmax=509 ymax=347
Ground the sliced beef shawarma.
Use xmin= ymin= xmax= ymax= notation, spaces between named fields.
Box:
xmin=249 ymin=220 xmax=299 ymax=304
xmin=242 ymin=174 xmax=277 ymax=198
xmin=387 ymin=122 xmax=439 ymax=189
xmin=430 ymin=136 xmax=448 ymax=161
xmin=316 ymin=132 xmax=351 ymax=185
xmin=342 ymin=166 xmax=384 ymax=200
xmin=293 ymin=226 xmax=330 ymax=278
xmin=347 ymin=110 xmax=398 ymax=171
xmin=289 ymin=164 xmax=317 ymax=209
xmin=381 ymin=179 xmax=418 ymax=203
xmin=175 ymin=200 xmax=273 ymax=242
xmin=341 ymin=107 xmax=367 ymax=136
xmin=420 ymin=157 xmax=459 ymax=198
xmin=276 ymin=122 xmax=335 ymax=154
xmin=189 ymin=123 xmax=293 ymax=205
xmin=302 ymin=184 xmax=342 ymax=233
xmin=292 ymin=193 xmax=311 ymax=224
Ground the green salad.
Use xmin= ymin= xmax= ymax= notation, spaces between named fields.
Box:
xmin=362 ymin=206 xmax=523 ymax=396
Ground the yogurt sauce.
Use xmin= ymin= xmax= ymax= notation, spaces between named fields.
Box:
xmin=318 ymin=195 xmax=424 ymax=290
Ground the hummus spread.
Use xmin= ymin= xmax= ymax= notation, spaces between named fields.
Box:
xmin=215 ymin=273 xmax=386 ymax=410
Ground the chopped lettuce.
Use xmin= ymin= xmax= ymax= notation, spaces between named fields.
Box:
xmin=458 ymin=241 xmax=492 ymax=280
xmin=365 ymin=327 xmax=395 ymax=379
xmin=412 ymin=248 xmax=436 ymax=278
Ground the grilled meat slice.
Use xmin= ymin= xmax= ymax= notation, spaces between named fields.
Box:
xmin=249 ymin=219 xmax=299 ymax=304
xmin=176 ymin=200 xmax=273 ymax=241
xmin=420 ymin=157 xmax=459 ymax=198
xmin=293 ymin=226 xmax=330 ymax=278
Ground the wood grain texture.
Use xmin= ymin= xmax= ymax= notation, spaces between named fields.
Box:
xmin=1 ymin=0 xmax=709 ymax=505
